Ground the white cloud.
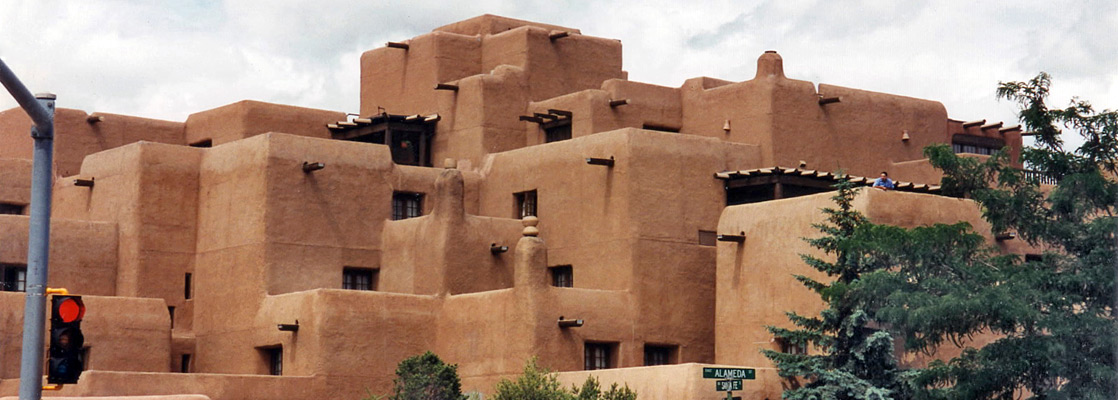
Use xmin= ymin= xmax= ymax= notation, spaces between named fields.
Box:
xmin=0 ymin=0 xmax=1113 ymax=151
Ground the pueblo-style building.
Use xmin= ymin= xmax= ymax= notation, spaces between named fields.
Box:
xmin=0 ymin=15 xmax=1030 ymax=400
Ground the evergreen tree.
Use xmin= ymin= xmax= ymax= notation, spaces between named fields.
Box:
xmin=390 ymin=352 xmax=468 ymax=400
xmin=863 ymin=73 xmax=1117 ymax=399
xmin=763 ymin=178 xmax=907 ymax=400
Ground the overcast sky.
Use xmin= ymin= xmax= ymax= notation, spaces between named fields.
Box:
xmin=2 ymin=1 xmax=1115 ymax=149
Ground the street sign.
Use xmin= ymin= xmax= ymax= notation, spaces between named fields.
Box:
xmin=702 ymin=367 xmax=756 ymax=380
xmin=715 ymin=379 xmax=743 ymax=391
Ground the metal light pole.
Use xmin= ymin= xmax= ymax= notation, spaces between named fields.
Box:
xmin=0 ymin=57 xmax=55 ymax=400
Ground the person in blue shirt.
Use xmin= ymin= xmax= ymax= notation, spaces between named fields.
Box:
xmin=872 ymin=171 xmax=894 ymax=190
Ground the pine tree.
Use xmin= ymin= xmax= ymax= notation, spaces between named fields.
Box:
xmin=763 ymin=178 xmax=907 ymax=400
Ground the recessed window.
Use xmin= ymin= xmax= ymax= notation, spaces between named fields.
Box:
xmin=343 ymin=267 xmax=378 ymax=291
xmin=515 ymin=190 xmax=538 ymax=218
xmin=168 ymin=306 xmax=176 ymax=329
xmin=644 ymin=344 xmax=677 ymax=366
xmin=778 ymin=338 xmax=807 ymax=355
xmin=184 ymin=273 xmax=193 ymax=300
xmin=1025 ymin=254 xmax=1043 ymax=263
xmin=261 ymin=347 xmax=282 ymax=376
xmin=189 ymin=139 xmax=213 ymax=148
xmin=584 ymin=342 xmax=616 ymax=370
xmin=1 ymin=264 xmax=26 ymax=292
xmin=180 ymin=354 xmax=192 ymax=373
xmin=331 ymin=115 xmax=435 ymax=167
xmin=698 ymin=230 xmax=717 ymax=246
xmin=391 ymin=192 xmax=423 ymax=220
xmin=550 ymin=266 xmax=573 ymax=288
xmin=0 ymin=203 xmax=24 ymax=215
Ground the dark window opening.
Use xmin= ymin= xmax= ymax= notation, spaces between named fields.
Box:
xmin=778 ymin=338 xmax=807 ymax=355
xmin=184 ymin=273 xmax=193 ymax=300
xmin=584 ymin=342 xmax=616 ymax=370
xmin=725 ymin=175 xmax=835 ymax=206
xmin=189 ymin=139 xmax=213 ymax=148
xmin=698 ymin=230 xmax=717 ymax=246
xmin=180 ymin=354 xmax=192 ymax=373
xmin=343 ymin=267 xmax=378 ymax=291
xmin=550 ymin=266 xmax=573 ymax=288
xmin=392 ymin=192 xmax=423 ymax=220
xmin=0 ymin=203 xmax=25 ymax=215
xmin=644 ymin=344 xmax=677 ymax=366
xmin=642 ymin=123 xmax=680 ymax=133
xmin=543 ymin=120 xmax=572 ymax=143
xmin=952 ymin=134 xmax=1005 ymax=155
xmin=262 ymin=347 xmax=282 ymax=376
xmin=515 ymin=190 xmax=538 ymax=218
xmin=1 ymin=264 xmax=26 ymax=292
xmin=168 ymin=306 xmax=176 ymax=329
xmin=331 ymin=117 xmax=435 ymax=166
xmin=1025 ymin=254 xmax=1043 ymax=263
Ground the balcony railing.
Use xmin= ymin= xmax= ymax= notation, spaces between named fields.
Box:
xmin=1020 ymin=169 xmax=1058 ymax=185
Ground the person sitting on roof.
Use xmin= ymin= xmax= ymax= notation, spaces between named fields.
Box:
xmin=872 ymin=171 xmax=895 ymax=190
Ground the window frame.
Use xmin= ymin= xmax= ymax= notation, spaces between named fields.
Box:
xmin=391 ymin=192 xmax=424 ymax=221
xmin=643 ymin=344 xmax=677 ymax=366
xmin=584 ymin=342 xmax=617 ymax=370
xmin=1 ymin=263 xmax=27 ymax=292
xmin=549 ymin=265 xmax=573 ymax=288
xmin=515 ymin=190 xmax=538 ymax=219
xmin=342 ymin=267 xmax=378 ymax=291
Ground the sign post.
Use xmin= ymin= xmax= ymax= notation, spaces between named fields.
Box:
xmin=703 ymin=367 xmax=755 ymax=400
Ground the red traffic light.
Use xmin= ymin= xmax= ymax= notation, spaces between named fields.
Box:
xmin=57 ymin=297 xmax=84 ymax=322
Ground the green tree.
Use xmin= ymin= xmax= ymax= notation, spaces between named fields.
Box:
xmin=492 ymin=358 xmax=636 ymax=400
xmin=390 ymin=352 xmax=468 ymax=400
xmin=763 ymin=178 xmax=908 ymax=400
xmin=862 ymin=73 xmax=1117 ymax=399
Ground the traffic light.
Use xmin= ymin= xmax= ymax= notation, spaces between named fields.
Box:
xmin=47 ymin=295 xmax=85 ymax=384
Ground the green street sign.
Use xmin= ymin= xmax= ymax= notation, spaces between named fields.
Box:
xmin=715 ymin=379 xmax=743 ymax=391
xmin=703 ymin=367 xmax=756 ymax=380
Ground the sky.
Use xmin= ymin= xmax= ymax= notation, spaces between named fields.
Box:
xmin=1 ymin=0 xmax=1115 ymax=149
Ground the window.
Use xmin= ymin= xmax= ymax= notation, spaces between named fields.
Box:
xmin=584 ymin=342 xmax=616 ymax=370
xmin=1 ymin=264 xmax=26 ymax=292
xmin=543 ymin=120 xmax=572 ymax=143
xmin=262 ymin=347 xmax=282 ymax=376
xmin=180 ymin=354 xmax=192 ymax=373
xmin=0 ymin=203 xmax=24 ymax=215
xmin=391 ymin=192 xmax=423 ymax=220
xmin=168 ymin=306 xmax=176 ymax=329
xmin=515 ymin=190 xmax=537 ymax=218
xmin=698 ymin=230 xmax=717 ymax=246
xmin=778 ymin=338 xmax=807 ymax=355
xmin=952 ymin=134 xmax=1004 ymax=155
xmin=184 ymin=273 xmax=193 ymax=300
xmin=1025 ymin=254 xmax=1043 ymax=263
xmin=189 ymin=139 xmax=213 ymax=148
xmin=644 ymin=345 xmax=677 ymax=366
xmin=550 ymin=266 xmax=573 ymax=288
xmin=343 ymin=268 xmax=378 ymax=291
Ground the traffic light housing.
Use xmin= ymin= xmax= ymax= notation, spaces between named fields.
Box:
xmin=48 ymin=295 xmax=85 ymax=384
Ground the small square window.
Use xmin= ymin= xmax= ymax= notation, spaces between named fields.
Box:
xmin=584 ymin=342 xmax=616 ymax=370
xmin=550 ymin=266 xmax=572 ymax=288
xmin=261 ymin=347 xmax=282 ymax=376
xmin=343 ymin=268 xmax=378 ymax=291
xmin=778 ymin=338 xmax=807 ymax=355
xmin=0 ymin=203 xmax=24 ymax=215
xmin=644 ymin=344 xmax=677 ymax=366
xmin=392 ymin=192 xmax=423 ymax=220
xmin=515 ymin=190 xmax=537 ymax=218
xmin=1 ymin=264 xmax=26 ymax=292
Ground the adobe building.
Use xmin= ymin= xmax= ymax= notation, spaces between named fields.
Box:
xmin=0 ymin=15 xmax=1030 ymax=400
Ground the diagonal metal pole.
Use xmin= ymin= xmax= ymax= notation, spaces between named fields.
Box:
xmin=0 ymin=57 xmax=55 ymax=400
